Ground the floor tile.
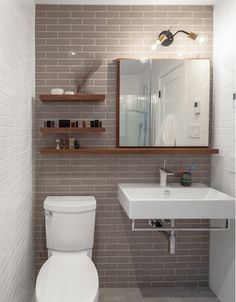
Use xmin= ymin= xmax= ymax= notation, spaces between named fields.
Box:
xmin=99 ymin=288 xmax=220 ymax=302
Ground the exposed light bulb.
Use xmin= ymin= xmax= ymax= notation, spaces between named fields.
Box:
xmin=151 ymin=40 xmax=162 ymax=51
xmin=151 ymin=43 xmax=157 ymax=51
xmin=177 ymin=51 xmax=183 ymax=57
xmin=140 ymin=57 xmax=148 ymax=64
xmin=197 ymin=34 xmax=208 ymax=45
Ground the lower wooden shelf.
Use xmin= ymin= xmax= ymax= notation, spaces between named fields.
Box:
xmin=40 ymin=127 xmax=105 ymax=133
xmin=40 ymin=147 xmax=219 ymax=155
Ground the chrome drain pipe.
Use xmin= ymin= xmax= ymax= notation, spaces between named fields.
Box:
xmin=169 ymin=219 xmax=176 ymax=254
xmin=148 ymin=219 xmax=176 ymax=254
xmin=169 ymin=234 xmax=176 ymax=254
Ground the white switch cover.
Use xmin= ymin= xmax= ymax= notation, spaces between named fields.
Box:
xmin=188 ymin=125 xmax=200 ymax=138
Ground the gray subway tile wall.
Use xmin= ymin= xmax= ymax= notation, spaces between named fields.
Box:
xmin=35 ymin=5 xmax=213 ymax=287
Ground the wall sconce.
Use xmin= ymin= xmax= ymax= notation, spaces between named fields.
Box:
xmin=151 ymin=29 xmax=208 ymax=50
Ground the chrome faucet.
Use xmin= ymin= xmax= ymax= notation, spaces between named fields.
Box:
xmin=159 ymin=160 xmax=174 ymax=187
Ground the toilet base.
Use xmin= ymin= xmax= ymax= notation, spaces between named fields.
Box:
xmin=36 ymin=253 xmax=99 ymax=302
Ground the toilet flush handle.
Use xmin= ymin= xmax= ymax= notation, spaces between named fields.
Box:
xmin=42 ymin=210 xmax=52 ymax=217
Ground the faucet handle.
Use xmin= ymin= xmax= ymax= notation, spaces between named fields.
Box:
xmin=161 ymin=160 xmax=174 ymax=175
xmin=163 ymin=159 xmax=166 ymax=169
xmin=160 ymin=168 xmax=174 ymax=175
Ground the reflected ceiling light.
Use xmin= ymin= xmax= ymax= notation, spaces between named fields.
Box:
xmin=151 ymin=29 xmax=208 ymax=49
xmin=140 ymin=57 xmax=149 ymax=64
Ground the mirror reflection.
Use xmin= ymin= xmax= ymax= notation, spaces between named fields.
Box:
xmin=119 ymin=59 xmax=210 ymax=147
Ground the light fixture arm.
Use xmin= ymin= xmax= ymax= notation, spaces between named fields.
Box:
xmin=173 ymin=30 xmax=190 ymax=37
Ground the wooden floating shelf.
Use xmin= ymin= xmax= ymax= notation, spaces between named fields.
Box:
xmin=39 ymin=93 xmax=105 ymax=102
xmin=40 ymin=147 xmax=219 ymax=155
xmin=40 ymin=127 xmax=105 ymax=134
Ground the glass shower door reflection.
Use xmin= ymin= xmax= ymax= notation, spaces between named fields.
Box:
xmin=120 ymin=95 xmax=151 ymax=146
xmin=119 ymin=59 xmax=151 ymax=147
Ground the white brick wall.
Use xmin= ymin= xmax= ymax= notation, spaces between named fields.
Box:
xmin=0 ymin=0 xmax=35 ymax=301
xmin=210 ymin=0 xmax=235 ymax=301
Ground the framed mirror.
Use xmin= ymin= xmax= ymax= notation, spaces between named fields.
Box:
xmin=117 ymin=58 xmax=210 ymax=147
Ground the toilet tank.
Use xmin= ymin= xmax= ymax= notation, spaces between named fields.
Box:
xmin=44 ymin=196 xmax=96 ymax=254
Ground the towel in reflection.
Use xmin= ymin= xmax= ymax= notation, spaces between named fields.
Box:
xmin=157 ymin=114 xmax=177 ymax=146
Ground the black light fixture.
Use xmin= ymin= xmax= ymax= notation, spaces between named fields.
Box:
xmin=151 ymin=29 xmax=207 ymax=50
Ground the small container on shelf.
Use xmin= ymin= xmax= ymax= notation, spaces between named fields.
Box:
xmin=65 ymin=91 xmax=75 ymax=95
xmin=74 ymin=140 xmax=80 ymax=149
xmin=69 ymin=138 xmax=75 ymax=149
xmin=90 ymin=120 xmax=102 ymax=128
xmin=61 ymin=139 xmax=68 ymax=149
xmin=56 ymin=138 xmax=60 ymax=150
xmin=59 ymin=120 xmax=70 ymax=128
xmin=51 ymin=88 xmax=64 ymax=95
xmin=45 ymin=120 xmax=55 ymax=128
xmin=94 ymin=120 xmax=99 ymax=127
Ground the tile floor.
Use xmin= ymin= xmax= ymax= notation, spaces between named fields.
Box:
xmin=99 ymin=288 xmax=220 ymax=302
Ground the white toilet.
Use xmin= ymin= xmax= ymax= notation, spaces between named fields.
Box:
xmin=35 ymin=196 xmax=99 ymax=302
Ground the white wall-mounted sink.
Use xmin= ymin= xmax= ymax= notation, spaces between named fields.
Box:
xmin=118 ymin=183 xmax=235 ymax=219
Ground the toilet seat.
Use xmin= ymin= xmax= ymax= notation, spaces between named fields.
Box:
xmin=36 ymin=253 xmax=99 ymax=302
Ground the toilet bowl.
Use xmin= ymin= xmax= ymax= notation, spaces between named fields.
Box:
xmin=36 ymin=253 xmax=99 ymax=302
xmin=35 ymin=196 xmax=99 ymax=302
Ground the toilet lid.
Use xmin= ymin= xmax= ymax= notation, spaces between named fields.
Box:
xmin=36 ymin=254 xmax=99 ymax=302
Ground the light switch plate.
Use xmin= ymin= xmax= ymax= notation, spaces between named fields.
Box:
xmin=188 ymin=125 xmax=200 ymax=138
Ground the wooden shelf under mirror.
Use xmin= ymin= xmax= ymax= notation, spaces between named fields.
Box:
xmin=40 ymin=127 xmax=105 ymax=134
xmin=40 ymin=147 xmax=219 ymax=155
xmin=39 ymin=93 xmax=105 ymax=102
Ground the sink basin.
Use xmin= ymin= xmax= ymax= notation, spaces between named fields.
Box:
xmin=118 ymin=183 xmax=235 ymax=219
